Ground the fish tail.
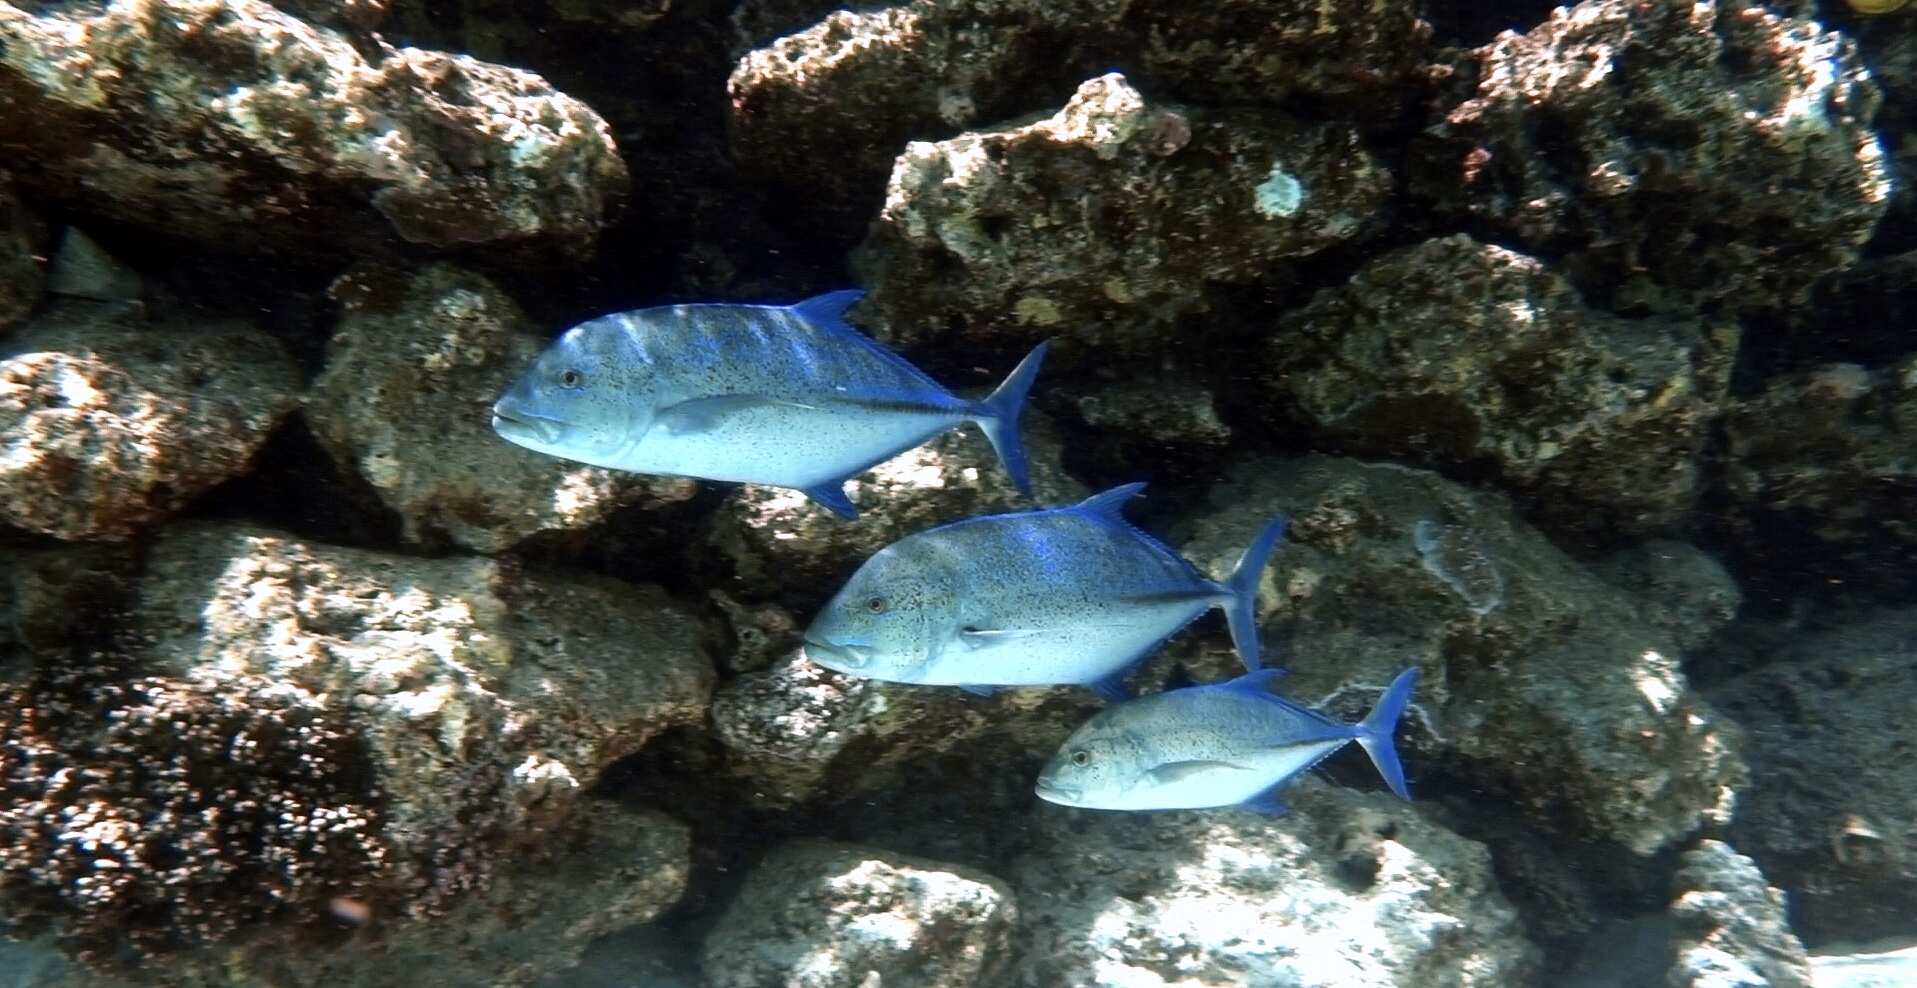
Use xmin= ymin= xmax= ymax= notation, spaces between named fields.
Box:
xmin=973 ymin=340 xmax=1049 ymax=495
xmin=1222 ymin=516 xmax=1287 ymax=671
xmin=1356 ymin=667 xmax=1420 ymax=801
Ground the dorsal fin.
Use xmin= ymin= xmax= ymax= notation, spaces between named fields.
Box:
xmin=1074 ymin=482 xmax=1148 ymax=520
xmin=789 ymin=289 xmax=866 ymax=329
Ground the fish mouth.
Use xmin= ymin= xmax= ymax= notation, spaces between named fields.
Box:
xmin=491 ymin=404 xmax=564 ymax=446
xmin=1033 ymin=778 xmax=1081 ymax=805
xmin=801 ymin=637 xmax=872 ymax=672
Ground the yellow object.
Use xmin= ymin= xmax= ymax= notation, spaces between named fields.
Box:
xmin=1847 ymin=0 xmax=1911 ymax=14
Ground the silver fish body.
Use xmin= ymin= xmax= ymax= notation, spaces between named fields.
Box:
xmin=802 ymin=484 xmax=1287 ymax=698
xmin=491 ymin=290 xmax=1046 ymax=519
xmin=1034 ymin=667 xmax=1418 ymax=813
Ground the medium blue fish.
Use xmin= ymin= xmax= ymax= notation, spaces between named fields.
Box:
xmin=1034 ymin=667 xmax=1419 ymax=813
xmin=491 ymin=290 xmax=1048 ymax=519
xmin=802 ymin=483 xmax=1288 ymax=699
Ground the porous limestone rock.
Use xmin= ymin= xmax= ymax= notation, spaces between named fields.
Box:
xmin=1183 ymin=454 xmax=1747 ymax=857
xmin=700 ymin=839 xmax=1018 ymax=988
xmin=1415 ymin=0 xmax=1890 ymax=315
xmin=697 ymin=414 xmax=1085 ymax=605
xmin=134 ymin=521 xmax=713 ymax=917
xmin=729 ymin=0 xmax=1428 ymax=237
xmin=1667 ymin=840 xmax=1813 ymax=988
xmin=242 ymin=801 xmax=693 ymax=988
xmin=1709 ymin=608 xmax=1917 ymax=946
xmin=0 ymin=301 xmax=299 ymax=540
xmin=1722 ymin=356 xmax=1917 ymax=550
xmin=1009 ymin=781 xmax=1539 ymax=987
xmin=1269 ymin=235 xmax=1737 ymax=536
xmin=707 ymin=641 xmax=1103 ymax=815
xmin=0 ymin=0 xmax=627 ymax=256
xmin=305 ymin=264 xmax=695 ymax=553
xmin=855 ymin=73 xmax=1392 ymax=363
xmin=0 ymin=175 xmax=45 ymax=333
xmin=0 ymin=543 xmax=137 ymax=682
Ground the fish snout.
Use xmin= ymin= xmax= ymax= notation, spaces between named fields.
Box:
xmin=1033 ymin=776 xmax=1082 ymax=806
xmin=490 ymin=401 xmax=565 ymax=446
xmin=802 ymin=636 xmax=874 ymax=672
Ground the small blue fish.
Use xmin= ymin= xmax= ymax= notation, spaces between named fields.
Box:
xmin=802 ymin=483 xmax=1287 ymax=700
xmin=1034 ymin=667 xmax=1419 ymax=813
xmin=491 ymin=290 xmax=1048 ymax=519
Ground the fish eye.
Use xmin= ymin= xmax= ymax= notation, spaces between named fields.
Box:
xmin=1071 ymin=750 xmax=1091 ymax=767
xmin=559 ymin=369 xmax=584 ymax=388
xmin=865 ymin=596 xmax=887 ymax=614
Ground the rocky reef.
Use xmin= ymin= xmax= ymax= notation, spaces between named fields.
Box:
xmin=2 ymin=0 xmax=1914 ymax=985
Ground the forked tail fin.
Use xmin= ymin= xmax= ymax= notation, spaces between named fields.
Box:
xmin=1222 ymin=516 xmax=1287 ymax=671
xmin=1357 ymin=667 xmax=1420 ymax=800
xmin=973 ymin=341 xmax=1049 ymax=496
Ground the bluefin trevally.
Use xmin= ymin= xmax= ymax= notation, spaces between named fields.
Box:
xmin=1034 ymin=666 xmax=1419 ymax=813
xmin=801 ymin=483 xmax=1288 ymax=700
xmin=490 ymin=290 xmax=1048 ymax=519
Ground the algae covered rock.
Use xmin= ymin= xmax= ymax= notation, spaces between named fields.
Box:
xmin=0 ymin=176 xmax=46 ymax=333
xmin=136 ymin=523 xmax=712 ymax=842
xmin=0 ymin=0 xmax=627 ymax=256
xmin=729 ymin=0 xmax=1428 ymax=236
xmin=0 ymin=656 xmax=387 ymax=964
xmin=1709 ymin=608 xmax=1917 ymax=946
xmin=1416 ymin=0 xmax=1889 ymax=314
xmin=20 ymin=521 xmax=716 ymax=982
xmin=1723 ymin=356 xmax=1917 ymax=549
xmin=1269 ymin=235 xmax=1736 ymax=536
xmin=305 ymin=264 xmax=695 ymax=553
xmin=1009 ymin=781 xmax=1538 ymax=987
xmin=1184 ymin=454 xmax=1746 ymax=856
xmin=1667 ymin=839 xmax=1813 ymax=988
xmin=0 ymin=302 xmax=299 ymax=540
xmin=856 ymin=72 xmax=1392 ymax=361
xmin=701 ymin=839 xmax=1019 ymax=988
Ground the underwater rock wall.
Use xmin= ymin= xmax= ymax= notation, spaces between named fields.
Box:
xmin=0 ymin=0 xmax=1913 ymax=985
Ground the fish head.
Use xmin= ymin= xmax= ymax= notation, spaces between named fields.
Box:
xmin=492 ymin=316 xmax=655 ymax=465
xmin=1034 ymin=718 xmax=1145 ymax=809
xmin=802 ymin=542 xmax=963 ymax=680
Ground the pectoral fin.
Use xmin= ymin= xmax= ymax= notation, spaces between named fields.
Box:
xmin=657 ymin=395 xmax=816 ymax=435
xmin=1147 ymin=760 xmax=1252 ymax=785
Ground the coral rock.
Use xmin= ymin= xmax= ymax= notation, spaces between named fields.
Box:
xmin=701 ymin=839 xmax=1018 ymax=988
xmin=1416 ymin=0 xmax=1890 ymax=314
xmin=0 ymin=0 xmax=627 ymax=256
xmin=0 ymin=659 xmax=387 ymax=963
xmin=0 ymin=175 xmax=46 ymax=333
xmin=1186 ymin=455 xmax=1747 ymax=856
xmin=1270 ymin=235 xmax=1736 ymax=536
xmin=729 ymin=0 xmax=1427 ymax=236
xmin=1667 ymin=840 xmax=1813 ymax=988
xmin=856 ymin=72 xmax=1391 ymax=361
xmin=306 ymin=264 xmax=695 ymax=553
xmin=1723 ymin=356 xmax=1917 ymax=549
xmin=0 ymin=302 xmax=299 ymax=540
xmin=1008 ymin=782 xmax=1538 ymax=987
xmin=1710 ymin=608 xmax=1917 ymax=945
xmin=135 ymin=522 xmax=713 ymax=901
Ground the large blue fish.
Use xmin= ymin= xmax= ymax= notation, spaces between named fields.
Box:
xmin=490 ymin=290 xmax=1047 ymax=518
xmin=1034 ymin=667 xmax=1419 ymax=813
xmin=802 ymin=483 xmax=1288 ymax=699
